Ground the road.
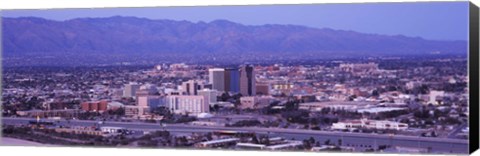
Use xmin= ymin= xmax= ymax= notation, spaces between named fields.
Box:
xmin=447 ymin=123 xmax=468 ymax=139
xmin=1 ymin=117 xmax=468 ymax=154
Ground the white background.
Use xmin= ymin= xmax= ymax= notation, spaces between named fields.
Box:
xmin=0 ymin=0 xmax=479 ymax=156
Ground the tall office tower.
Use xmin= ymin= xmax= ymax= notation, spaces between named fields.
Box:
xmin=182 ymin=80 xmax=199 ymax=95
xmin=240 ymin=65 xmax=256 ymax=96
xmin=209 ymin=68 xmax=225 ymax=92
xmin=123 ymin=82 xmax=141 ymax=98
xmin=224 ymin=68 xmax=240 ymax=93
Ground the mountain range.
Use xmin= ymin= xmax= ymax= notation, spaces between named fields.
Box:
xmin=2 ymin=16 xmax=467 ymax=58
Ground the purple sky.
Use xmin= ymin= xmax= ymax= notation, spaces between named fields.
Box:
xmin=2 ymin=2 xmax=469 ymax=41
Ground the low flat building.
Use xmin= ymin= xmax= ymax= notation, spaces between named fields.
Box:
xmin=332 ymin=119 xmax=408 ymax=131
xmin=264 ymin=140 xmax=303 ymax=150
xmin=196 ymin=138 xmax=240 ymax=148
xmin=357 ymin=107 xmax=407 ymax=114
xmin=16 ymin=109 xmax=80 ymax=118
xmin=311 ymin=146 xmax=354 ymax=152
xmin=240 ymin=96 xmax=275 ymax=109
xmin=100 ymin=126 xmax=127 ymax=134
xmin=240 ymin=96 xmax=257 ymax=109
xmin=236 ymin=138 xmax=302 ymax=151
xmin=190 ymin=121 xmax=219 ymax=126
xmin=299 ymin=101 xmax=377 ymax=112
xmin=124 ymin=105 xmax=150 ymax=119
xmin=384 ymin=146 xmax=429 ymax=153
xmin=107 ymin=101 xmax=125 ymax=110
xmin=55 ymin=126 xmax=104 ymax=136
xmin=236 ymin=143 xmax=267 ymax=150
xmin=255 ymin=83 xmax=270 ymax=95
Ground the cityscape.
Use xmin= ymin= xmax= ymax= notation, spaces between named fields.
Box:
xmin=1 ymin=57 xmax=470 ymax=154
xmin=0 ymin=2 xmax=471 ymax=155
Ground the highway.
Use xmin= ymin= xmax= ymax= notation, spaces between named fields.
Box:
xmin=1 ymin=117 xmax=469 ymax=154
xmin=447 ymin=123 xmax=468 ymax=139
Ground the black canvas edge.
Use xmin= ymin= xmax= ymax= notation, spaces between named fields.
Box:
xmin=469 ymin=1 xmax=479 ymax=154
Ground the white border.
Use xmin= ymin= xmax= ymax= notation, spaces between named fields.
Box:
xmin=0 ymin=0 xmax=471 ymax=10
xmin=0 ymin=0 xmax=478 ymax=156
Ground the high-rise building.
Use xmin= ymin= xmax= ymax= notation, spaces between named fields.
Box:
xmin=182 ymin=80 xmax=199 ymax=95
xmin=224 ymin=68 xmax=240 ymax=93
xmin=166 ymin=95 xmax=209 ymax=116
xmin=209 ymin=68 xmax=225 ymax=92
xmin=123 ymin=83 xmax=141 ymax=98
xmin=198 ymin=89 xmax=219 ymax=107
xmin=240 ymin=65 xmax=256 ymax=96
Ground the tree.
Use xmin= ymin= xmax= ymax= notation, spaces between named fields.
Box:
xmin=251 ymin=135 xmax=259 ymax=144
xmin=108 ymin=108 xmax=125 ymax=116
xmin=228 ymin=120 xmax=261 ymax=127
xmin=378 ymin=145 xmax=388 ymax=151
xmin=260 ymin=136 xmax=271 ymax=145
xmin=281 ymin=110 xmax=309 ymax=124
xmin=206 ymin=132 xmax=213 ymax=140
xmin=309 ymin=137 xmax=316 ymax=144
xmin=321 ymin=107 xmax=331 ymax=114
xmin=371 ymin=90 xmax=380 ymax=97
xmin=303 ymin=139 xmax=312 ymax=149
xmin=213 ymin=105 xmax=220 ymax=111
xmin=419 ymin=85 xmax=429 ymax=94
xmin=284 ymin=100 xmax=299 ymax=111
xmin=324 ymin=139 xmax=331 ymax=145
xmin=219 ymin=92 xmax=230 ymax=101
xmin=348 ymin=95 xmax=357 ymax=101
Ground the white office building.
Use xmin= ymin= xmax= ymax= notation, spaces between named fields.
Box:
xmin=166 ymin=95 xmax=209 ymax=116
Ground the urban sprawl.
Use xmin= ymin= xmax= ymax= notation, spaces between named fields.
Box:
xmin=1 ymin=58 xmax=469 ymax=154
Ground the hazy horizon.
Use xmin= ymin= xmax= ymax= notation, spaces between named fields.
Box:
xmin=1 ymin=2 xmax=469 ymax=41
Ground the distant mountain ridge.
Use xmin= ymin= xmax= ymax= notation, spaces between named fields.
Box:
xmin=2 ymin=16 xmax=467 ymax=58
